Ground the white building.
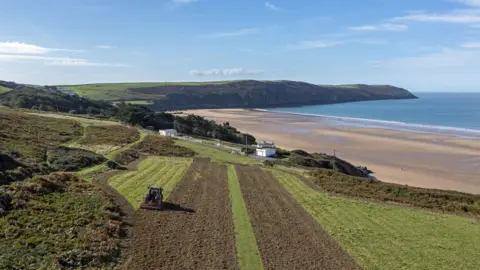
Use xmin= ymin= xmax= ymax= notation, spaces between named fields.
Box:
xmin=159 ymin=129 xmax=177 ymax=137
xmin=256 ymin=141 xmax=276 ymax=157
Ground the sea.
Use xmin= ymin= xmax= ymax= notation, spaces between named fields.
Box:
xmin=266 ymin=92 xmax=480 ymax=139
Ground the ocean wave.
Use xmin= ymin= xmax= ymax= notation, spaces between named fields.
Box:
xmin=256 ymin=109 xmax=480 ymax=138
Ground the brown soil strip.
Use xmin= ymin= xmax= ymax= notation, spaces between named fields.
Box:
xmin=92 ymin=157 xmax=146 ymax=268
xmin=236 ymin=165 xmax=361 ymax=270
xmin=121 ymin=158 xmax=238 ymax=270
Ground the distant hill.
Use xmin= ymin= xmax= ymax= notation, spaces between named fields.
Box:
xmin=59 ymin=80 xmax=417 ymax=110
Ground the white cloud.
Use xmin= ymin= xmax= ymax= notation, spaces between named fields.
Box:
xmin=199 ymin=28 xmax=260 ymax=38
xmin=453 ymin=0 xmax=480 ymax=7
xmin=351 ymin=39 xmax=388 ymax=45
xmin=0 ymin=41 xmax=82 ymax=54
xmin=97 ymin=45 xmax=113 ymax=49
xmin=393 ymin=9 xmax=480 ymax=23
xmin=0 ymin=53 xmax=128 ymax=67
xmin=265 ymin=2 xmax=280 ymax=11
xmin=169 ymin=0 xmax=197 ymax=8
xmin=370 ymin=48 xmax=475 ymax=69
xmin=0 ymin=54 xmax=79 ymax=62
xmin=189 ymin=68 xmax=264 ymax=76
xmin=287 ymin=40 xmax=340 ymax=50
xmin=171 ymin=0 xmax=197 ymax=4
xmin=461 ymin=41 xmax=480 ymax=48
xmin=46 ymin=60 xmax=129 ymax=67
xmin=349 ymin=23 xmax=408 ymax=31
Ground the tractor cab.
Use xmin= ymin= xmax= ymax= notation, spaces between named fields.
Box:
xmin=141 ymin=186 xmax=164 ymax=210
xmin=149 ymin=186 xmax=163 ymax=196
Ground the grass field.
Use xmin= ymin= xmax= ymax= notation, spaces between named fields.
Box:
xmin=113 ymin=100 xmax=154 ymax=105
xmin=175 ymin=139 xmax=259 ymax=165
xmin=227 ymin=165 xmax=264 ymax=270
xmin=271 ymin=170 xmax=480 ymax=270
xmin=61 ymin=81 xmax=238 ymax=100
xmin=28 ymin=112 xmax=119 ymax=126
xmin=0 ymin=85 xmax=11 ymax=93
xmin=109 ymin=157 xmax=192 ymax=208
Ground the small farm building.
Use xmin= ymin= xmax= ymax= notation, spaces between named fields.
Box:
xmin=256 ymin=141 xmax=276 ymax=157
xmin=159 ymin=129 xmax=177 ymax=137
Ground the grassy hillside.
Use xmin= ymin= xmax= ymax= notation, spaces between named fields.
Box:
xmin=0 ymin=87 xmax=114 ymax=114
xmin=271 ymin=170 xmax=480 ymax=270
xmin=59 ymin=80 xmax=417 ymax=110
xmin=0 ymin=173 xmax=122 ymax=269
xmin=0 ymin=110 xmax=83 ymax=164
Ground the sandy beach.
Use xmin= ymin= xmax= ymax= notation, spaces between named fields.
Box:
xmin=181 ymin=109 xmax=480 ymax=194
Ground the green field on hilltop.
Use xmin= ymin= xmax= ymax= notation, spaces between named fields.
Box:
xmin=113 ymin=100 xmax=154 ymax=105
xmin=109 ymin=156 xmax=192 ymax=208
xmin=0 ymin=86 xmax=11 ymax=93
xmin=271 ymin=170 xmax=480 ymax=270
xmin=60 ymin=81 xmax=240 ymax=100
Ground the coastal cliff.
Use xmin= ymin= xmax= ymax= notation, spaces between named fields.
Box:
xmin=128 ymin=80 xmax=417 ymax=111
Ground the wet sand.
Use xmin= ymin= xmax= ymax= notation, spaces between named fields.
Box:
xmin=181 ymin=109 xmax=480 ymax=194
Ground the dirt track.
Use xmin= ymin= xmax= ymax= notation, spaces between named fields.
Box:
xmin=93 ymin=159 xmax=143 ymax=262
xmin=120 ymin=158 xmax=238 ymax=270
xmin=236 ymin=165 xmax=361 ymax=270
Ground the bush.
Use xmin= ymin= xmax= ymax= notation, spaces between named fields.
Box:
xmin=0 ymin=173 xmax=122 ymax=268
xmin=106 ymin=160 xmax=127 ymax=170
xmin=133 ymin=136 xmax=195 ymax=157
xmin=113 ymin=149 xmax=139 ymax=165
xmin=241 ymin=147 xmax=255 ymax=155
xmin=46 ymin=147 xmax=106 ymax=172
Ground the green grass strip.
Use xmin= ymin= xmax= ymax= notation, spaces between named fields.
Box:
xmin=227 ymin=165 xmax=264 ymax=270
xmin=109 ymin=156 xmax=192 ymax=208
xmin=269 ymin=169 xmax=480 ymax=270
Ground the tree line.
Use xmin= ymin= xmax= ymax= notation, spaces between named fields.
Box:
xmin=115 ymin=103 xmax=256 ymax=145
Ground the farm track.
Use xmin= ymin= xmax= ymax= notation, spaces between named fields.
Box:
xmin=235 ymin=165 xmax=361 ymax=270
xmin=121 ymin=158 xmax=238 ymax=270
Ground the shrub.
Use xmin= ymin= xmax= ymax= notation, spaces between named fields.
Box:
xmin=133 ymin=136 xmax=195 ymax=157
xmin=46 ymin=147 xmax=106 ymax=171
xmin=113 ymin=149 xmax=139 ymax=165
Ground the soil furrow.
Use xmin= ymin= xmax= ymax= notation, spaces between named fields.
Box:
xmin=236 ymin=165 xmax=361 ymax=270
xmin=121 ymin=158 xmax=238 ymax=270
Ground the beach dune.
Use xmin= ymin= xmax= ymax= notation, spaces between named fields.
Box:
xmin=181 ymin=109 xmax=480 ymax=194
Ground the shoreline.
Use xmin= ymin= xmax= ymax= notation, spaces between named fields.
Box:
xmin=254 ymin=108 xmax=480 ymax=139
xmin=179 ymin=108 xmax=480 ymax=194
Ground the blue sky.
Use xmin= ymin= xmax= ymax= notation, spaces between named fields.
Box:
xmin=1 ymin=0 xmax=480 ymax=91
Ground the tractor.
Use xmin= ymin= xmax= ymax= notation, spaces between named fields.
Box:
xmin=140 ymin=186 xmax=164 ymax=210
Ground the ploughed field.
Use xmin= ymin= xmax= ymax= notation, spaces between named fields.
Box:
xmin=118 ymin=158 xmax=238 ymax=269
xmin=102 ymin=153 xmax=480 ymax=270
